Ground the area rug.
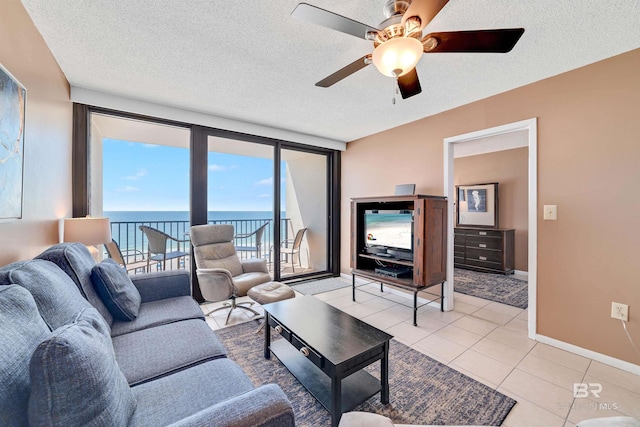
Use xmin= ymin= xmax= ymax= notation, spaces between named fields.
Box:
xmin=215 ymin=321 xmax=516 ymax=426
xmin=290 ymin=277 xmax=350 ymax=295
xmin=454 ymin=268 xmax=528 ymax=309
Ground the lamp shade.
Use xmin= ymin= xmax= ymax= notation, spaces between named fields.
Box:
xmin=63 ymin=217 xmax=112 ymax=246
xmin=371 ymin=37 xmax=423 ymax=77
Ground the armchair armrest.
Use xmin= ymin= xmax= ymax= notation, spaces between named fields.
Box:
xmin=166 ymin=384 xmax=295 ymax=427
xmin=130 ymin=270 xmax=191 ymax=302
xmin=196 ymin=268 xmax=235 ymax=301
xmin=241 ymin=258 xmax=269 ymax=274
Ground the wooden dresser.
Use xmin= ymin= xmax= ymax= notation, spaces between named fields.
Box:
xmin=454 ymin=227 xmax=515 ymax=274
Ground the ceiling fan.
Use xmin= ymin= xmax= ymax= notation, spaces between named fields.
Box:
xmin=291 ymin=0 xmax=524 ymax=101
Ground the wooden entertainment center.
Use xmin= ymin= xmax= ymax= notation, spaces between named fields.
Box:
xmin=350 ymin=195 xmax=447 ymax=326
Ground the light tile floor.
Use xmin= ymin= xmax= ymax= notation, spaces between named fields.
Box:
xmin=200 ymin=278 xmax=640 ymax=427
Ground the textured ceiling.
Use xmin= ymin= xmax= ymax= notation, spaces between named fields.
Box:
xmin=21 ymin=0 xmax=640 ymax=143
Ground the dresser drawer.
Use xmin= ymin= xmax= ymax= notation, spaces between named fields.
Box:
xmin=291 ymin=334 xmax=324 ymax=369
xmin=268 ymin=317 xmax=291 ymax=341
xmin=465 ymin=237 xmax=503 ymax=250
xmin=454 ymin=234 xmax=465 ymax=246
xmin=464 ymin=258 xmax=503 ymax=269
xmin=464 ymin=229 xmax=503 ymax=238
xmin=466 ymin=247 xmax=503 ymax=263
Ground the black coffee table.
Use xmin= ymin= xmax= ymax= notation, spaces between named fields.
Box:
xmin=263 ymin=295 xmax=392 ymax=427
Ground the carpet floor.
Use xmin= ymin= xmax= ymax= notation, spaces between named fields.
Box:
xmin=454 ymin=268 xmax=528 ymax=309
xmin=215 ymin=321 xmax=516 ymax=426
xmin=290 ymin=277 xmax=350 ymax=295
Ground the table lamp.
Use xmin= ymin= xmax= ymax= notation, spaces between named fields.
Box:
xmin=63 ymin=217 xmax=112 ymax=261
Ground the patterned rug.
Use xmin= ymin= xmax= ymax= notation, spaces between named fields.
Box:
xmin=455 ymin=268 xmax=528 ymax=309
xmin=215 ymin=321 xmax=516 ymax=426
xmin=290 ymin=277 xmax=350 ymax=295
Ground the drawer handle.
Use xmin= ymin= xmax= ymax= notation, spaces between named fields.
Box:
xmin=300 ymin=347 xmax=310 ymax=357
xmin=479 ymin=256 xmax=487 ymax=261
xmin=479 ymin=231 xmax=487 ymax=235
xmin=274 ymin=325 xmax=283 ymax=334
xmin=479 ymin=243 xmax=487 ymax=248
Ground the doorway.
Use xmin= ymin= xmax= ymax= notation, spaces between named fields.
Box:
xmin=444 ymin=118 xmax=538 ymax=339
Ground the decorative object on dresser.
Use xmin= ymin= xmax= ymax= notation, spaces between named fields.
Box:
xmin=456 ymin=182 xmax=499 ymax=228
xmin=350 ymin=195 xmax=448 ymax=326
xmin=454 ymin=227 xmax=515 ymax=274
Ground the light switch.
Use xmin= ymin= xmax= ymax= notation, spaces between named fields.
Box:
xmin=543 ymin=205 xmax=557 ymax=220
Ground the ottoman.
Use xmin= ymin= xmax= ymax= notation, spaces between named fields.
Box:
xmin=248 ymin=281 xmax=295 ymax=305
xmin=248 ymin=282 xmax=295 ymax=332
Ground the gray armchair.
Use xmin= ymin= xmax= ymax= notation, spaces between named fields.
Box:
xmin=190 ymin=224 xmax=272 ymax=324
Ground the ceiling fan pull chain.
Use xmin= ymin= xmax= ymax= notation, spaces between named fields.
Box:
xmin=392 ymin=71 xmax=400 ymax=105
xmin=392 ymin=78 xmax=396 ymax=104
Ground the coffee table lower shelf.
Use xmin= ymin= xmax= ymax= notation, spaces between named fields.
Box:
xmin=270 ymin=339 xmax=381 ymax=415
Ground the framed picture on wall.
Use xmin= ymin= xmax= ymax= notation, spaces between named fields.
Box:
xmin=456 ymin=183 xmax=499 ymax=228
xmin=0 ymin=63 xmax=26 ymax=220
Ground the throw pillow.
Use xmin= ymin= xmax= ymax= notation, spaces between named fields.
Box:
xmin=0 ymin=285 xmax=50 ymax=427
xmin=91 ymin=259 xmax=141 ymax=321
xmin=28 ymin=307 xmax=137 ymax=426
xmin=0 ymin=259 xmax=93 ymax=330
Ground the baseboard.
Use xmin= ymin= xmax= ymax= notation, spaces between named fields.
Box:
xmin=536 ymin=334 xmax=640 ymax=375
xmin=340 ymin=272 xmax=442 ymax=309
xmin=514 ymin=269 xmax=529 ymax=278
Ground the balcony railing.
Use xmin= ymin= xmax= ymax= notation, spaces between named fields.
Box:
xmin=107 ymin=218 xmax=291 ymax=273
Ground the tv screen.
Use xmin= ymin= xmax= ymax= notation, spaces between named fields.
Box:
xmin=364 ymin=209 xmax=413 ymax=251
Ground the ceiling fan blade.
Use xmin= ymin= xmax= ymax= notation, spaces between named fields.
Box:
xmin=292 ymin=3 xmax=381 ymax=40
xmin=397 ymin=68 xmax=422 ymax=99
xmin=402 ymin=0 xmax=449 ymax=30
xmin=315 ymin=55 xmax=371 ymax=87
xmin=422 ymin=28 xmax=525 ymax=53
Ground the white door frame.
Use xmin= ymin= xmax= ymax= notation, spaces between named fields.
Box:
xmin=443 ymin=118 xmax=538 ymax=339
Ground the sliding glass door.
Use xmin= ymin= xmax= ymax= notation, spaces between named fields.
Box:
xmin=76 ymin=105 xmax=339 ymax=297
xmin=279 ymin=148 xmax=328 ymax=278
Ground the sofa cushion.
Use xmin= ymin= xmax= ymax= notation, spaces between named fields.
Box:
xmin=112 ymin=318 xmax=226 ymax=386
xmin=0 ymin=259 xmax=93 ymax=330
xmin=130 ymin=358 xmax=253 ymax=426
xmin=110 ymin=295 xmax=205 ymax=337
xmin=36 ymin=243 xmax=114 ymax=326
xmin=91 ymin=259 xmax=141 ymax=321
xmin=28 ymin=307 xmax=136 ymax=426
xmin=0 ymin=285 xmax=50 ymax=427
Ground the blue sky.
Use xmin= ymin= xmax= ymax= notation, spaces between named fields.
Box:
xmin=102 ymin=139 xmax=282 ymax=211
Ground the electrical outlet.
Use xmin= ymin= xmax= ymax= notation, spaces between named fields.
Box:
xmin=611 ymin=302 xmax=629 ymax=321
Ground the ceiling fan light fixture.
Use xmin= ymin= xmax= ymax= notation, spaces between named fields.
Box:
xmin=371 ymin=36 xmax=423 ymax=77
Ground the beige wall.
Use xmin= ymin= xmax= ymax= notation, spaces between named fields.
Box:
xmin=455 ymin=148 xmax=529 ymax=271
xmin=342 ymin=48 xmax=640 ymax=364
xmin=0 ymin=0 xmax=72 ymax=265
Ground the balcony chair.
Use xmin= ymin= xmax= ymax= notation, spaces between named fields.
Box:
xmin=103 ymin=239 xmax=148 ymax=274
xmin=234 ymin=221 xmax=269 ymax=259
xmin=138 ymin=225 xmax=189 ymax=272
xmin=190 ymin=224 xmax=272 ymax=324
xmin=279 ymin=227 xmax=308 ymax=273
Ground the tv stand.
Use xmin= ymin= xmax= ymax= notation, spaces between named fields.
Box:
xmin=351 ymin=195 xmax=448 ymax=326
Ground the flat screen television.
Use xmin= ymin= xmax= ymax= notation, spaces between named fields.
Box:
xmin=364 ymin=209 xmax=414 ymax=254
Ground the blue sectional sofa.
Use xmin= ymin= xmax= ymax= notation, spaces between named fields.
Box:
xmin=0 ymin=243 xmax=295 ymax=427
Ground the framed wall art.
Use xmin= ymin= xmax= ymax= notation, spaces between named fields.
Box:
xmin=456 ymin=182 xmax=499 ymax=228
xmin=0 ymin=63 xmax=26 ymax=220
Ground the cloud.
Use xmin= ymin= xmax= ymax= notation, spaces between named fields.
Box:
xmin=115 ymin=186 xmax=140 ymax=193
xmin=256 ymin=177 xmax=273 ymax=186
xmin=258 ymin=193 xmax=271 ymax=198
xmin=123 ymin=169 xmax=147 ymax=181
xmin=209 ymin=164 xmax=237 ymax=172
